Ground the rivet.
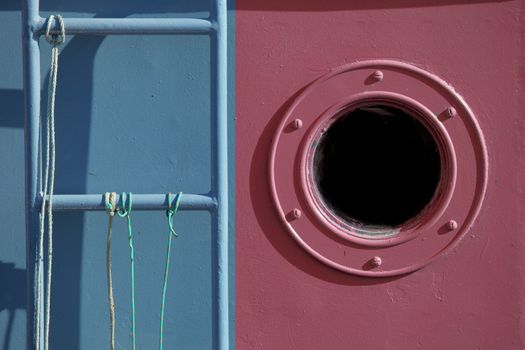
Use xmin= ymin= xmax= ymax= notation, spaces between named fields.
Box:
xmin=446 ymin=107 xmax=457 ymax=118
xmin=370 ymin=256 xmax=382 ymax=267
xmin=291 ymin=208 xmax=302 ymax=220
xmin=372 ymin=70 xmax=384 ymax=82
xmin=446 ymin=220 xmax=458 ymax=231
xmin=292 ymin=119 xmax=303 ymax=130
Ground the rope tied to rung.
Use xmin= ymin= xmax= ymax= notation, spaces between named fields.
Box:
xmin=36 ymin=14 xmax=65 ymax=350
xmin=45 ymin=15 xmax=66 ymax=46
xmin=159 ymin=192 xmax=182 ymax=350
xmin=117 ymin=192 xmax=136 ymax=350
xmin=104 ymin=192 xmax=117 ymax=350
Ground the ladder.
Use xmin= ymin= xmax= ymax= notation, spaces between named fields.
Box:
xmin=21 ymin=1 xmax=229 ymax=349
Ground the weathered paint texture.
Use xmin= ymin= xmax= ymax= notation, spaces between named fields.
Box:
xmin=237 ymin=1 xmax=525 ymax=349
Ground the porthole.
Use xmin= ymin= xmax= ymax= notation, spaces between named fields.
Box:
xmin=269 ymin=60 xmax=487 ymax=277
xmin=310 ymin=103 xmax=441 ymax=233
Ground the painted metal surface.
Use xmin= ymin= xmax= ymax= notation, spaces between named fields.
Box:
xmin=46 ymin=193 xmax=216 ymax=211
xmin=237 ymin=0 xmax=525 ymax=348
xmin=22 ymin=2 xmax=229 ymax=349
xmin=269 ymin=60 xmax=487 ymax=276
xmin=0 ymin=0 xmax=234 ymax=349
xmin=34 ymin=17 xmax=215 ymax=35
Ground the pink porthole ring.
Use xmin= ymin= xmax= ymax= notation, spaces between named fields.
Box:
xmin=300 ymin=91 xmax=457 ymax=248
xmin=268 ymin=60 xmax=488 ymax=277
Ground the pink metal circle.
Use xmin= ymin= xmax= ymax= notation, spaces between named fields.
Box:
xmin=268 ymin=60 xmax=488 ymax=277
xmin=299 ymin=92 xmax=456 ymax=248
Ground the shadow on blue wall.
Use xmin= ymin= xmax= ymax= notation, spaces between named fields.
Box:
xmin=0 ymin=33 xmax=103 ymax=350
xmin=0 ymin=90 xmax=23 ymax=128
xmin=46 ymin=34 xmax=104 ymax=350
xmin=1 ymin=0 xmax=213 ymax=13
xmin=0 ymin=262 xmax=26 ymax=350
xmin=0 ymin=0 xmax=212 ymax=348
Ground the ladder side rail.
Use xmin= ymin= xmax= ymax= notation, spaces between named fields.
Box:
xmin=211 ymin=1 xmax=229 ymax=350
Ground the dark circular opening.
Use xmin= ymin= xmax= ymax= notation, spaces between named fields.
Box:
xmin=313 ymin=104 xmax=441 ymax=227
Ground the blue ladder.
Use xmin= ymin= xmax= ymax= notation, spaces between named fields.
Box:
xmin=21 ymin=1 xmax=229 ymax=349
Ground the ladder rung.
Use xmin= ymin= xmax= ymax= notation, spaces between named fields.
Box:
xmin=40 ymin=193 xmax=216 ymax=211
xmin=33 ymin=17 xmax=215 ymax=36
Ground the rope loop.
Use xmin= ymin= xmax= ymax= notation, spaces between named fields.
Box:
xmin=167 ymin=192 xmax=182 ymax=215
xmin=167 ymin=192 xmax=182 ymax=237
xmin=116 ymin=191 xmax=136 ymax=349
xmin=45 ymin=15 xmax=65 ymax=46
xmin=117 ymin=192 xmax=133 ymax=218
xmin=104 ymin=192 xmax=117 ymax=217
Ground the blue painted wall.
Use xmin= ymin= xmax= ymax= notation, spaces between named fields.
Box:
xmin=0 ymin=0 xmax=234 ymax=349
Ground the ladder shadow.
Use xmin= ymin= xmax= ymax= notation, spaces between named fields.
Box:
xmin=0 ymin=8 xmax=105 ymax=347
xmin=0 ymin=262 xmax=26 ymax=350
xmin=43 ymin=34 xmax=104 ymax=350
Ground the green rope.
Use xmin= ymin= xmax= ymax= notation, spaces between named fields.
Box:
xmin=117 ymin=192 xmax=136 ymax=350
xmin=160 ymin=192 xmax=182 ymax=350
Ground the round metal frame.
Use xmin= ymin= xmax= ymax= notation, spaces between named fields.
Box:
xmin=269 ymin=60 xmax=488 ymax=277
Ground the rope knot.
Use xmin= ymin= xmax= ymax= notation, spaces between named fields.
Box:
xmin=104 ymin=192 xmax=117 ymax=217
xmin=166 ymin=192 xmax=182 ymax=215
xmin=167 ymin=192 xmax=182 ymax=236
xmin=45 ymin=15 xmax=65 ymax=46
xmin=117 ymin=192 xmax=133 ymax=218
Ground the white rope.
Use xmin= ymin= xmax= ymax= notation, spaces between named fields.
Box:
xmin=36 ymin=14 xmax=65 ymax=350
xmin=105 ymin=192 xmax=117 ymax=350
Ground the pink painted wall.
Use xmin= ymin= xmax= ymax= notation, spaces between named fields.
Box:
xmin=236 ymin=1 xmax=525 ymax=349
